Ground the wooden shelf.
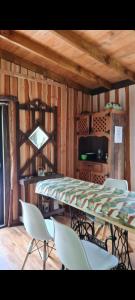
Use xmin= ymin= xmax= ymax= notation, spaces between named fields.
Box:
xmin=76 ymin=110 xmax=126 ymax=184
xmin=78 ymin=159 xmax=108 ymax=165
xmin=19 ymin=173 xmax=63 ymax=186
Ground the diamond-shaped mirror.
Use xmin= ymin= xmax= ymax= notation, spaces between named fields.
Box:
xmin=28 ymin=126 xmax=49 ymax=149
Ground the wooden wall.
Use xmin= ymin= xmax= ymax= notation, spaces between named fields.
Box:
xmin=0 ymin=57 xmax=135 ymax=224
xmin=0 ymin=58 xmax=91 ymax=176
xmin=86 ymin=88 xmax=133 ymax=191
xmin=0 ymin=58 xmax=92 ymax=221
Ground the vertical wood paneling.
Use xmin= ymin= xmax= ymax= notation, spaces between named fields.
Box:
xmin=66 ymin=88 xmax=75 ymax=177
xmin=35 ymin=81 xmax=41 ymax=121
xmin=29 ymin=81 xmax=36 ymax=171
xmin=82 ymin=93 xmax=89 ymax=112
xmin=50 ymin=85 xmax=56 ymax=167
xmin=4 ymin=75 xmax=10 ymax=95
xmin=91 ymin=96 xmax=93 ymax=112
xmin=0 ymin=72 xmax=4 ymax=94
xmin=99 ymin=93 xmax=105 ymax=110
xmin=66 ymin=88 xmax=70 ymax=176
xmin=69 ymin=89 xmax=75 ymax=177
xmin=119 ymin=88 xmax=126 ymax=110
xmin=74 ymin=89 xmax=78 ymax=178
xmin=129 ymin=85 xmax=135 ymax=190
xmin=36 ymin=81 xmax=42 ymax=171
xmin=77 ymin=91 xmax=83 ymax=114
xmin=9 ymin=73 xmax=19 ymax=222
xmin=57 ymin=86 xmax=61 ymax=173
xmin=97 ymin=94 xmax=100 ymax=112
xmin=9 ymin=101 xmax=19 ymax=222
xmin=60 ymin=86 xmax=67 ymax=175
xmin=10 ymin=76 xmax=18 ymax=97
xmin=42 ymin=81 xmax=47 ymax=103
xmin=1 ymin=56 xmax=135 ymax=223
xmin=24 ymin=79 xmax=30 ymax=176
xmin=85 ymin=94 xmax=89 ymax=111
xmin=29 ymin=80 xmax=36 ymax=202
xmin=115 ymin=89 xmax=119 ymax=103
xmin=105 ymin=91 xmax=109 ymax=104
xmin=110 ymin=90 xmax=115 ymax=102
xmin=87 ymin=95 xmax=92 ymax=112
xmin=93 ymin=95 xmax=98 ymax=112
xmin=18 ymin=78 xmax=26 ymax=173
xmin=46 ymin=84 xmax=51 ymax=171
xmin=42 ymin=80 xmax=48 ymax=169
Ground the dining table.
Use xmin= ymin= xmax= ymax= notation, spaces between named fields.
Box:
xmin=35 ymin=176 xmax=135 ymax=270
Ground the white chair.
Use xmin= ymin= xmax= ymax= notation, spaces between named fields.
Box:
xmin=51 ymin=217 xmax=118 ymax=270
xmin=20 ymin=200 xmax=55 ymax=270
xmin=103 ymin=178 xmax=128 ymax=191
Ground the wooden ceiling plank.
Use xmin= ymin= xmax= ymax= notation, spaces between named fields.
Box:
xmin=0 ymin=48 xmax=92 ymax=94
xmin=53 ymin=30 xmax=135 ymax=82
xmin=0 ymin=30 xmax=111 ymax=89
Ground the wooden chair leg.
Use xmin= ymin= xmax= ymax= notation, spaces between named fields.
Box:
xmin=21 ymin=238 xmax=35 ymax=270
xmin=43 ymin=241 xmax=47 ymax=270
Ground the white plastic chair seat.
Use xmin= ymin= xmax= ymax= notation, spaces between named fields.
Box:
xmin=103 ymin=178 xmax=128 ymax=191
xmin=81 ymin=240 xmax=118 ymax=270
xmin=20 ymin=200 xmax=55 ymax=269
xmin=52 ymin=217 xmax=118 ymax=270
xmin=20 ymin=200 xmax=55 ymax=241
xmin=45 ymin=219 xmax=54 ymax=240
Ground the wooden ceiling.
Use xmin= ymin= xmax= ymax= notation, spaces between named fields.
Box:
xmin=0 ymin=30 xmax=135 ymax=93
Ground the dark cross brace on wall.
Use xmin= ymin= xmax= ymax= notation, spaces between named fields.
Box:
xmin=18 ymin=98 xmax=57 ymax=176
xmin=17 ymin=98 xmax=64 ymax=218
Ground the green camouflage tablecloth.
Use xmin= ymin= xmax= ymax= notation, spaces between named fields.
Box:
xmin=35 ymin=177 xmax=135 ymax=228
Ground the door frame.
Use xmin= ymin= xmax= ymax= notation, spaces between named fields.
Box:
xmin=0 ymin=103 xmax=10 ymax=226
xmin=0 ymin=106 xmax=4 ymax=226
xmin=0 ymin=96 xmax=17 ymax=226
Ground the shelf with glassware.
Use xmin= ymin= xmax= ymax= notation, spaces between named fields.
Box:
xmin=76 ymin=108 xmax=126 ymax=184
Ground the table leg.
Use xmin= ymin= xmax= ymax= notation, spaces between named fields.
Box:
xmin=108 ymin=224 xmax=133 ymax=270
xmin=70 ymin=207 xmax=109 ymax=250
xmin=70 ymin=207 xmax=133 ymax=270
xmin=70 ymin=208 xmax=94 ymax=237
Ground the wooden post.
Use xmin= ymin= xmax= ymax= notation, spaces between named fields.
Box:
xmin=125 ymin=87 xmax=131 ymax=190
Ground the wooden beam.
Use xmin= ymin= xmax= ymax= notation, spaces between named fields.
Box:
xmin=0 ymin=48 xmax=92 ymax=94
xmin=53 ymin=30 xmax=135 ymax=82
xmin=0 ymin=95 xmax=18 ymax=102
xmin=0 ymin=30 xmax=111 ymax=89
xmin=90 ymin=79 xmax=134 ymax=95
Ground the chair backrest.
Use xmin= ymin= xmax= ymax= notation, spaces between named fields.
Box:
xmin=103 ymin=178 xmax=128 ymax=191
xmin=20 ymin=200 xmax=51 ymax=241
xmin=51 ymin=217 xmax=91 ymax=270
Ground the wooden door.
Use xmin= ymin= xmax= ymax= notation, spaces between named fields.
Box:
xmin=0 ymin=104 xmax=10 ymax=226
xmin=92 ymin=110 xmax=111 ymax=137
xmin=79 ymin=167 xmax=91 ymax=182
xmin=77 ymin=114 xmax=90 ymax=135
xmin=91 ymin=171 xmax=107 ymax=185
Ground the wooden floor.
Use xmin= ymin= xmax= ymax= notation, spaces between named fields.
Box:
xmin=0 ymin=216 xmax=70 ymax=270
xmin=0 ymin=216 xmax=135 ymax=270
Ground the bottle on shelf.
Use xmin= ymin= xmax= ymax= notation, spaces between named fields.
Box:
xmin=105 ymin=153 xmax=108 ymax=163
xmin=97 ymin=148 xmax=102 ymax=160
